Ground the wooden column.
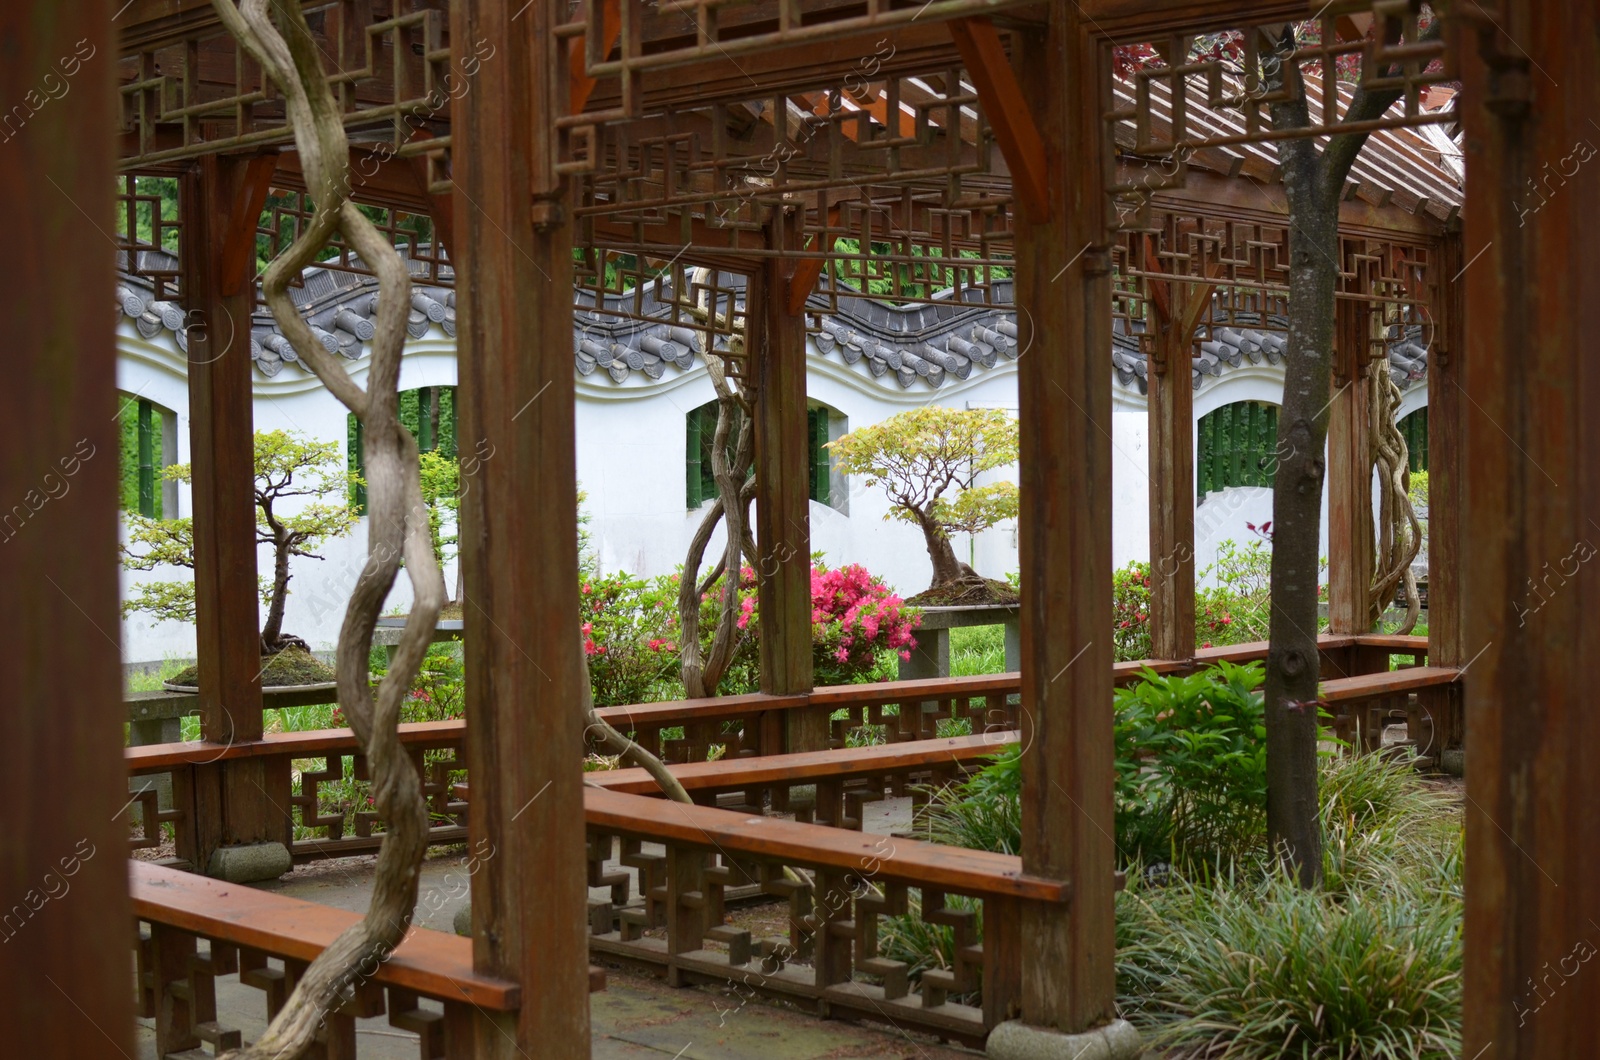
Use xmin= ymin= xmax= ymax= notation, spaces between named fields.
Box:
xmin=452 ymin=0 xmax=590 ymax=1054
xmin=1148 ymin=313 xmax=1197 ymax=662
xmin=751 ymin=214 xmax=817 ymax=748
xmin=1326 ymin=300 xmax=1375 ymax=640
xmin=179 ymin=154 xmax=278 ymax=867
xmin=0 ymin=4 xmax=132 ymax=1052
xmin=1460 ymin=6 xmax=1600 ymax=1056
xmin=1014 ymin=8 xmax=1118 ymax=1032
xmin=1416 ymin=233 xmax=1465 ymax=758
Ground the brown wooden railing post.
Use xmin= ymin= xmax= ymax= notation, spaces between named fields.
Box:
xmin=752 ymin=213 xmax=818 ymax=748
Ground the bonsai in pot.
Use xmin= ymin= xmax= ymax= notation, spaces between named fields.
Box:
xmin=121 ymin=428 xmax=358 ymax=688
xmin=830 ymin=406 xmax=1020 ymax=606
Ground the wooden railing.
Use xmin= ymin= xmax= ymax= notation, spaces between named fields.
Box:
xmin=123 ymin=639 xmax=1450 ymax=1048
xmin=125 ymin=722 xmax=469 ymax=867
xmin=132 ymin=860 xmax=605 ymax=1058
xmin=582 ymin=785 xmax=1059 ymax=1044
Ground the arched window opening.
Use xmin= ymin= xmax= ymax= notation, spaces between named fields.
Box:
xmin=1197 ymin=400 xmax=1279 ymax=501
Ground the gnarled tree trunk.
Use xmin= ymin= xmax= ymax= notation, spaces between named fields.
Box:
xmin=211 ymin=3 xmax=443 ymax=1056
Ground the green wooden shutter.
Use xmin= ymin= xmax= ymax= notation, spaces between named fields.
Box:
xmin=809 ymin=408 xmax=830 ymax=505
xmin=1264 ymin=404 xmax=1279 ymax=482
xmin=349 ymin=412 xmax=367 ymax=514
xmin=136 ymin=399 xmax=156 ymax=517
xmin=417 ymin=386 xmax=435 ymax=452
xmin=438 ymin=387 xmax=457 ymax=458
xmin=686 ymin=406 xmax=703 ymax=508
xmin=1400 ymin=407 xmax=1429 ymax=473
xmin=1197 ymin=412 xmax=1213 ymax=500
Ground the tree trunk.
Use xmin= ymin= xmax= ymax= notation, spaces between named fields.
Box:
xmin=1262 ymin=136 xmax=1335 ymax=888
xmin=260 ymin=530 xmax=291 ymax=649
xmin=920 ymin=514 xmax=965 ymax=590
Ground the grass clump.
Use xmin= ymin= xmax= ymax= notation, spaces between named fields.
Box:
xmin=1116 ymin=861 xmax=1462 ymax=1059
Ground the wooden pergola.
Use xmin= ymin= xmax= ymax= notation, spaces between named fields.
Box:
xmin=6 ymin=2 xmax=1597 ymax=1057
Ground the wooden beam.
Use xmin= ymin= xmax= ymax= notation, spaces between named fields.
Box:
xmin=751 ymin=213 xmax=817 ymax=748
xmin=452 ymin=0 xmax=591 ymax=1054
xmin=569 ymin=0 xmax=620 ymax=115
xmin=1459 ymin=6 xmax=1600 ymax=1055
xmin=786 ymin=202 xmax=842 ymax=315
xmin=180 ymin=155 xmax=274 ymax=869
xmin=1 ymin=2 xmax=133 ymax=1052
xmin=949 ymin=16 xmax=1050 ymax=220
xmin=218 ymin=153 xmax=277 ymax=296
xmin=1013 ymin=4 xmax=1118 ymax=1034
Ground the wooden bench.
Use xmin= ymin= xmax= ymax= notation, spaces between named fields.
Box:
xmin=585 ymin=732 xmax=1017 ymax=828
xmin=131 ymin=859 xmax=600 ymax=1058
xmin=1319 ymin=665 xmax=1461 ymax=756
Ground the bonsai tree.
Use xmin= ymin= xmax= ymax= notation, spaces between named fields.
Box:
xmin=830 ymin=406 xmax=1020 ymax=602
xmin=121 ymin=428 xmax=359 ymax=654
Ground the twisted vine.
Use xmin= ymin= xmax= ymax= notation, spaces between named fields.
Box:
xmin=1367 ymin=357 xmax=1422 ymax=633
xmin=676 ymin=267 xmax=758 ymax=699
xmin=211 ymin=2 xmax=443 ymax=1055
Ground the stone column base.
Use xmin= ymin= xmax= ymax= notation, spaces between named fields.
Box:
xmin=205 ymin=842 xmax=292 ymax=883
xmin=986 ymin=1018 xmax=1142 ymax=1060
xmin=453 ymin=902 xmax=473 ymax=937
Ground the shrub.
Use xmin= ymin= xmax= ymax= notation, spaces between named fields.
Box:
xmin=1116 ymin=866 xmax=1462 ymax=1059
xmin=1113 ymin=661 xmax=1272 ymax=869
xmin=734 ymin=560 xmax=921 ymax=688
xmin=904 ymin=708 xmax=1463 ymax=1057
xmin=1112 ymin=561 xmax=1154 ymax=662
xmin=581 ymin=572 xmax=680 ymax=706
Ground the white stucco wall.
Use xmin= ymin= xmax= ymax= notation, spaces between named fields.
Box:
xmin=116 ymin=317 xmax=1423 ymax=665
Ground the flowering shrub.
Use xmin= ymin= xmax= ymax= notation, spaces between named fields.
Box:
xmin=726 ymin=560 xmax=921 ymax=688
xmin=1112 ymin=561 xmax=1154 ymax=662
xmin=581 ymin=572 xmax=680 ymax=706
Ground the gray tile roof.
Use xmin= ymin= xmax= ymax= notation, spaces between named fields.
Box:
xmin=115 ymin=253 xmax=1428 ymax=394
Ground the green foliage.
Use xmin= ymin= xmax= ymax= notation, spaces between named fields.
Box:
xmin=917 ymin=744 xmax=1022 ymax=855
xmin=121 ymin=429 xmax=359 ymax=626
xmin=904 ymin=707 xmax=1464 ymax=1056
xmin=580 ymin=572 xmax=683 ymax=707
xmin=830 ymin=406 xmax=1019 ymax=535
xmin=1116 ymin=857 xmax=1462 ymax=1059
xmin=417 ymin=450 xmax=460 ymax=570
xmin=1114 ymin=662 xmax=1273 ymax=868
xmin=1196 ymin=539 xmax=1279 ymax=646
xmin=949 ymin=623 xmax=1006 ymax=676
xmin=1112 ymin=561 xmax=1154 ymax=661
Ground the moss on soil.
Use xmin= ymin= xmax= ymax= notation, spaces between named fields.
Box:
xmin=905 ymin=578 xmax=1020 ymax=607
xmin=439 ymin=602 xmax=464 ymax=621
xmin=169 ymin=647 xmax=336 ymax=689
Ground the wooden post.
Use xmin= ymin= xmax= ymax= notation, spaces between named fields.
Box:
xmin=1459 ymin=6 xmax=1600 ymax=1055
xmin=751 ymin=214 xmax=817 ymax=748
xmin=1148 ymin=310 xmax=1197 ymax=662
xmin=1013 ymin=8 xmax=1118 ymax=1032
xmin=0 ymin=2 xmax=134 ymax=1052
xmin=1415 ymin=233 xmax=1465 ymax=759
xmin=1326 ymin=299 xmax=1375 ymax=641
xmin=180 ymin=154 xmax=278 ymax=867
xmin=452 ymin=0 xmax=590 ymax=1054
